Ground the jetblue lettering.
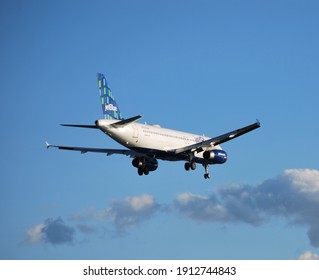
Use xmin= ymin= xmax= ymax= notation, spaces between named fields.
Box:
xmin=105 ymin=104 xmax=118 ymax=112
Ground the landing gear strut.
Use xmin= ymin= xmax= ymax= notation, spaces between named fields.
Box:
xmin=137 ymin=162 xmax=149 ymax=176
xmin=138 ymin=167 xmax=144 ymax=176
xmin=203 ymin=164 xmax=211 ymax=179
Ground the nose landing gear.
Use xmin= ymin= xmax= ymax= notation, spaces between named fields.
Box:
xmin=203 ymin=164 xmax=211 ymax=179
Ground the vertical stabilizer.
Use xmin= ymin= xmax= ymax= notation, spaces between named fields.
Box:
xmin=97 ymin=73 xmax=124 ymax=120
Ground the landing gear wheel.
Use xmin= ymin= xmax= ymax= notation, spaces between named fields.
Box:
xmin=184 ymin=162 xmax=190 ymax=171
xmin=144 ymin=168 xmax=149 ymax=175
xmin=204 ymin=173 xmax=211 ymax=179
xmin=138 ymin=167 xmax=144 ymax=176
xmin=185 ymin=162 xmax=196 ymax=171
xmin=190 ymin=162 xmax=196 ymax=170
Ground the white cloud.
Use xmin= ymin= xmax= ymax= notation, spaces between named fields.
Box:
xmin=109 ymin=194 xmax=159 ymax=233
xmin=285 ymin=169 xmax=319 ymax=194
xmin=176 ymin=192 xmax=208 ymax=204
xmin=25 ymin=169 xmax=319 ymax=249
xmin=298 ymin=250 xmax=319 ymax=260
xmin=175 ymin=169 xmax=319 ymax=247
xmin=175 ymin=192 xmax=230 ymax=223
xmin=127 ymin=194 xmax=156 ymax=211
xmin=70 ymin=194 xmax=159 ymax=235
xmin=26 ymin=224 xmax=45 ymax=244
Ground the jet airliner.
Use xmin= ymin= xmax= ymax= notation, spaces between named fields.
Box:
xmin=47 ymin=73 xmax=260 ymax=179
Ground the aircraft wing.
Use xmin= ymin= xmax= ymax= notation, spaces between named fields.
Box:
xmin=173 ymin=120 xmax=261 ymax=154
xmin=46 ymin=142 xmax=145 ymax=157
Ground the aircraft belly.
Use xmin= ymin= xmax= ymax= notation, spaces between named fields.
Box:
xmin=106 ymin=123 xmax=225 ymax=165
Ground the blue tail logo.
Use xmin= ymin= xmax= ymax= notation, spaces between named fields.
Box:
xmin=97 ymin=73 xmax=124 ymax=120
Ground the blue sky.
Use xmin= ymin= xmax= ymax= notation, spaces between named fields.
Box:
xmin=1 ymin=0 xmax=319 ymax=260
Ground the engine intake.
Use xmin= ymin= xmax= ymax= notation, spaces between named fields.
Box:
xmin=203 ymin=150 xmax=227 ymax=164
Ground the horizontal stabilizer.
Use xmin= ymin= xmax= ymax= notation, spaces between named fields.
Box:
xmin=111 ymin=115 xmax=142 ymax=128
xmin=60 ymin=124 xmax=97 ymax=129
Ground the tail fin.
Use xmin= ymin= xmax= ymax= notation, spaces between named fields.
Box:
xmin=97 ymin=73 xmax=124 ymax=120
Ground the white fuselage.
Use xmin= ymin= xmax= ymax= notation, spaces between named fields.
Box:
xmin=95 ymin=119 xmax=222 ymax=161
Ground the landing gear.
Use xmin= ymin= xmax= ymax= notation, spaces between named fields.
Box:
xmin=138 ymin=165 xmax=149 ymax=176
xmin=184 ymin=161 xmax=211 ymax=179
xmin=133 ymin=157 xmax=158 ymax=176
xmin=144 ymin=168 xmax=150 ymax=175
xmin=184 ymin=161 xmax=196 ymax=171
xmin=203 ymin=164 xmax=211 ymax=179
xmin=184 ymin=162 xmax=190 ymax=171
xmin=138 ymin=166 xmax=144 ymax=176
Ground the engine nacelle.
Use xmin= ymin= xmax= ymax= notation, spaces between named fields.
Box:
xmin=145 ymin=158 xmax=158 ymax=171
xmin=132 ymin=157 xmax=140 ymax=168
xmin=203 ymin=150 xmax=227 ymax=164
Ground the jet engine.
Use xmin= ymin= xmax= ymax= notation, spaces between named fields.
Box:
xmin=145 ymin=158 xmax=158 ymax=172
xmin=203 ymin=150 xmax=227 ymax=164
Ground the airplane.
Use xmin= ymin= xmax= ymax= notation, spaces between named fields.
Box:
xmin=47 ymin=73 xmax=260 ymax=179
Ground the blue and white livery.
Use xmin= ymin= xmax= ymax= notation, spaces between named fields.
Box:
xmin=47 ymin=73 xmax=260 ymax=179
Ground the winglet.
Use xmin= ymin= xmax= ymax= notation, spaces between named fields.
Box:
xmin=45 ymin=141 xmax=51 ymax=149
xmin=256 ymin=119 xmax=261 ymax=127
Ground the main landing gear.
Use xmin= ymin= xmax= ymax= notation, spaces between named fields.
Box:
xmin=138 ymin=166 xmax=149 ymax=176
xmin=132 ymin=157 xmax=158 ymax=176
xmin=184 ymin=161 xmax=196 ymax=171
xmin=136 ymin=159 xmax=150 ymax=176
xmin=184 ymin=161 xmax=211 ymax=179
